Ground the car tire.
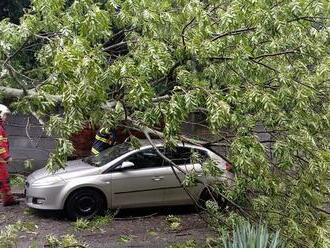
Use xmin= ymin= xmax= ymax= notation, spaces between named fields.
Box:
xmin=199 ymin=189 xmax=227 ymax=211
xmin=65 ymin=188 xmax=106 ymax=220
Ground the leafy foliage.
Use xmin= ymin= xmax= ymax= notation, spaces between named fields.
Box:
xmin=0 ymin=221 xmax=37 ymax=248
xmin=221 ymin=222 xmax=284 ymax=248
xmin=9 ymin=174 xmax=25 ymax=187
xmin=117 ymin=234 xmax=136 ymax=244
xmin=166 ymin=215 xmax=182 ymax=231
xmin=73 ymin=218 xmax=90 ymax=230
xmin=45 ymin=234 xmax=85 ymax=248
xmin=73 ymin=211 xmax=113 ymax=231
xmin=0 ymin=0 xmax=330 ymax=246
xmin=169 ymin=240 xmax=198 ymax=248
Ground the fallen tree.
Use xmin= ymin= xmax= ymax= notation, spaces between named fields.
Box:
xmin=0 ymin=0 xmax=330 ymax=246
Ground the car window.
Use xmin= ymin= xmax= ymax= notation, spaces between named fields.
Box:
xmin=119 ymin=148 xmax=165 ymax=170
xmin=163 ymin=147 xmax=209 ymax=165
xmin=192 ymin=148 xmax=209 ymax=163
xmin=83 ymin=143 xmax=133 ymax=167
xmin=111 ymin=146 xmax=209 ymax=171
xmin=162 ymin=147 xmax=192 ymax=165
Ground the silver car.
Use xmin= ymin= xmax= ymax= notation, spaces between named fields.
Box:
xmin=25 ymin=140 xmax=233 ymax=219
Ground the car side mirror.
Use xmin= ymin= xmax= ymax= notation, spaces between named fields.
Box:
xmin=121 ymin=161 xmax=134 ymax=169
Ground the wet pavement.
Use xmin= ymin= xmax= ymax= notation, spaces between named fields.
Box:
xmin=0 ymin=199 xmax=214 ymax=248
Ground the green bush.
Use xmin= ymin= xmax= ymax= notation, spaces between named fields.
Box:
xmin=221 ymin=222 xmax=283 ymax=248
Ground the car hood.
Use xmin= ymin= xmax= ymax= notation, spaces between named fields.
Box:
xmin=27 ymin=159 xmax=99 ymax=182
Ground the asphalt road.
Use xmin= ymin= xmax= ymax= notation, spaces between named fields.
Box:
xmin=0 ymin=199 xmax=214 ymax=248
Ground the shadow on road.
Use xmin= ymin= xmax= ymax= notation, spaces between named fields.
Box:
xmin=29 ymin=205 xmax=199 ymax=221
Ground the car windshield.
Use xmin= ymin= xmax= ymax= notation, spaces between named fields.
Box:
xmin=83 ymin=143 xmax=133 ymax=167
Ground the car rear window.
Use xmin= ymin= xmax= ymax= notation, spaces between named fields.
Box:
xmin=163 ymin=147 xmax=208 ymax=165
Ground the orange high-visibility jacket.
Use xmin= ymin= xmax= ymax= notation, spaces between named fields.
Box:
xmin=0 ymin=121 xmax=10 ymax=162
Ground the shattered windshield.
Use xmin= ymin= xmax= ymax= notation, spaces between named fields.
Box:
xmin=83 ymin=143 xmax=133 ymax=167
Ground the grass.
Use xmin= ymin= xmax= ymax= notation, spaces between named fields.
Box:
xmin=169 ymin=240 xmax=198 ymax=248
xmin=117 ymin=235 xmax=137 ymax=244
xmin=0 ymin=220 xmax=37 ymax=248
xmin=46 ymin=234 xmax=85 ymax=248
xmin=73 ymin=211 xmax=114 ymax=231
xmin=166 ymin=215 xmax=182 ymax=231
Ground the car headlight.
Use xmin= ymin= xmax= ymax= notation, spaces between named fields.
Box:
xmin=32 ymin=176 xmax=64 ymax=186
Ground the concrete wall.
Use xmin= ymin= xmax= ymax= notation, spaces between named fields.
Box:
xmin=6 ymin=112 xmax=271 ymax=173
xmin=6 ymin=114 xmax=56 ymax=173
xmin=7 ymin=112 xmax=216 ymax=173
xmin=181 ymin=112 xmax=272 ymax=159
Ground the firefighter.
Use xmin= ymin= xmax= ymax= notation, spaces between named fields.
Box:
xmin=91 ymin=128 xmax=116 ymax=155
xmin=0 ymin=104 xmax=19 ymax=206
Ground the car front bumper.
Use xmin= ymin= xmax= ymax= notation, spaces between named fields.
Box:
xmin=25 ymin=183 xmax=65 ymax=210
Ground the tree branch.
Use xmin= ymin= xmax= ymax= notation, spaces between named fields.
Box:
xmin=103 ymin=41 xmax=128 ymax=51
xmin=0 ymin=86 xmax=170 ymax=110
xmin=250 ymin=49 xmax=297 ymax=60
xmin=182 ymin=17 xmax=196 ymax=49
xmin=314 ymin=207 xmax=330 ymax=215
xmin=0 ymin=86 xmax=61 ymax=102
xmin=139 ymin=124 xmax=254 ymax=219
xmin=288 ymin=15 xmax=330 ymax=23
xmin=208 ymin=56 xmax=233 ymax=61
xmin=31 ymin=111 xmax=45 ymax=126
xmin=151 ymin=61 xmax=183 ymax=86
xmin=249 ymin=58 xmax=279 ymax=72
xmin=0 ymin=85 xmax=34 ymax=97
xmin=3 ymin=38 xmax=30 ymax=66
xmin=212 ymin=27 xmax=255 ymax=41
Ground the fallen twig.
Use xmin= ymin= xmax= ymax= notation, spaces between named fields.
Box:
xmin=114 ymin=212 xmax=158 ymax=221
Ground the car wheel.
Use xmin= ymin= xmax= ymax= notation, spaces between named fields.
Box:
xmin=65 ymin=188 xmax=106 ymax=220
xmin=199 ymin=189 xmax=227 ymax=211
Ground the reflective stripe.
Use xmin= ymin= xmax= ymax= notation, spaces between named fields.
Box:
xmin=0 ymin=148 xmax=6 ymax=154
xmin=0 ymin=138 xmax=8 ymax=142
xmin=91 ymin=147 xmax=99 ymax=155
xmin=96 ymin=135 xmax=108 ymax=143
xmin=99 ymin=128 xmax=110 ymax=135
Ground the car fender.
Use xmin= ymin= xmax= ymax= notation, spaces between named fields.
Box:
xmin=59 ymin=182 xmax=110 ymax=209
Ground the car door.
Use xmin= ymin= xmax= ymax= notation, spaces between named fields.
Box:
xmin=161 ymin=147 xmax=207 ymax=205
xmin=110 ymin=148 xmax=169 ymax=208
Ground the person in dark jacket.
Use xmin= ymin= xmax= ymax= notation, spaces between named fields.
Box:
xmin=0 ymin=104 xmax=19 ymax=206
xmin=91 ymin=128 xmax=116 ymax=155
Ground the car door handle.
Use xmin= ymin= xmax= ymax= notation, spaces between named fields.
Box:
xmin=152 ymin=176 xmax=164 ymax=181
